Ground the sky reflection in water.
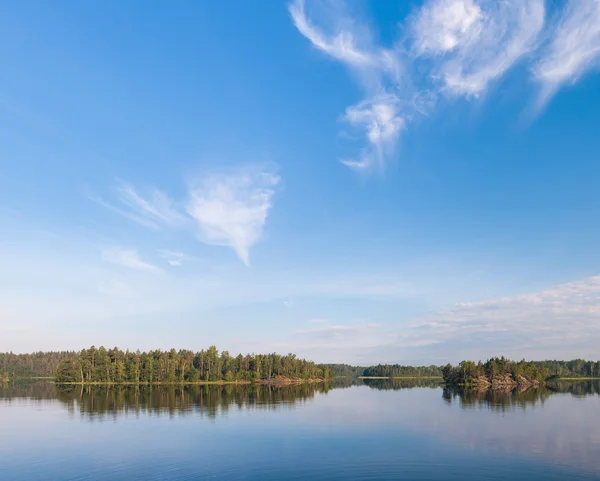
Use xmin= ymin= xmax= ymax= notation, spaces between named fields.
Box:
xmin=1 ymin=380 xmax=599 ymax=480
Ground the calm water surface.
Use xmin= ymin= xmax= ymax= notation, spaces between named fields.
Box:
xmin=1 ymin=380 xmax=599 ymax=480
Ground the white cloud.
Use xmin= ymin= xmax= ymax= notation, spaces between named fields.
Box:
xmin=396 ymin=275 xmax=600 ymax=359
xmin=290 ymin=0 xmax=545 ymax=171
xmin=157 ymin=249 xmax=196 ymax=267
xmin=289 ymin=0 xmax=404 ymax=171
xmin=411 ymin=0 xmax=483 ymax=55
xmin=89 ymin=197 xmax=158 ymax=229
xmin=275 ymin=274 xmax=600 ymax=363
xmin=340 ymin=96 xmax=405 ymax=171
xmin=113 ymin=181 xmax=186 ymax=227
xmin=186 ymin=167 xmax=279 ymax=266
xmin=288 ymin=0 xmax=600 ymax=170
xmin=92 ymin=168 xmax=281 ymax=267
xmin=101 ymin=247 xmax=161 ymax=272
xmin=533 ymin=0 xmax=600 ymax=106
xmin=411 ymin=0 xmax=545 ymax=96
xmin=289 ymin=0 xmax=376 ymax=68
xmin=89 ymin=181 xmax=186 ymax=229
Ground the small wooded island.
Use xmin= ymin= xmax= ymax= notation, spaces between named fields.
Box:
xmin=442 ymin=357 xmax=551 ymax=389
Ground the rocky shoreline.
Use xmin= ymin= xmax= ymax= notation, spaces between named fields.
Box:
xmin=455 ymin=374 xmax=545 ymax=390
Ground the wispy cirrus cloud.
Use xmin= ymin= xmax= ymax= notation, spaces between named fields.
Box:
xmin=289 ymin=0 xmax=377 ymax=68
xmin=91 ymin=167 xmax=279 ymax=266
xmin=340 ymin=96 xmax=405 ymax=170
xmin=101 ymin=247 xmax=161 ymax=272
xmin=186 ymin=167 xmax=279 ymax=266
xmin=291 ymin=0 xmax=600 ymax=173
xmin=411 ymin=0 xmax=545 ymax=96
xmin=410 ymin=0 xmax=484 ymax=55
xmin=533 ymin=0 xmax=600 ymax=107
xmin=89 ymin=181 xmax=186 ymax=229
xmin=112 ymin=181 xmax=186 ymax=227
xmin=289 ymin=0 xmax=404 ymax=172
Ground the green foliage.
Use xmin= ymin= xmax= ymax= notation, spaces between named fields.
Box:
xmin=317 ymin=364 xmax=365 ymax=377
xmin=362 ymin=364 xmax=442 ymax=378
xmin=0 ymin=351 xmax=73 ymax=378
xmin=442 ymin=356 xmax=554 ymax=386
xmin=318 ymin=363 xmax=442 ymax=378
xmin=185 ymin=366 xmax=200 ymax=382
xmin=55 ymin=357 xmax=83 ymax=383
xmin=3 ymin=349 xmax=598 ymax=384
xmin=48 ymin=346 xmax=331 ymax=383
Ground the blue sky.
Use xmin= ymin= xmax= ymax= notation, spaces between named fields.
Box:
xmin=2 ymin=0 xmax=600 ymax=364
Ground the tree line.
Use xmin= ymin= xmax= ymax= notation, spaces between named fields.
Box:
xmin=319 ymin=363 xmax=442 ymax=378
xmin=2 ymin=349 xmax=599 ymax=382
xmin=317 ymin=364 xmax=365 ymax=378
xmin=362 ymin=364 xmax=442 ymax=377
xmin=54 ymin=346 xmax=331 ymax=383
xmin=0 ymin=351 xmax=69 ymax=380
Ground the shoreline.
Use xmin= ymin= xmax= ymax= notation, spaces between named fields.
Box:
xmin=51 ymin=378 xmax=327 ymax=386
xmin=359 ymin=376 xmax=443 ymax=380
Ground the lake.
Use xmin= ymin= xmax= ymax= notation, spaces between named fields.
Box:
xmin=1 ymin=380 xmax=599 ymax=480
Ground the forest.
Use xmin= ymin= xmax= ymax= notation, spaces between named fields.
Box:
xmin=53 ymin=346 xmax=332 ymax=384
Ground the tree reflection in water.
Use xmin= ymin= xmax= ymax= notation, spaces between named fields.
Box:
xmin=442 ymin=380 xmax=600 ymax=412
xmin=1 ymin=379 xmax=598 ymax=420
xmin=51 ymin=383 xmax=332 ymax=421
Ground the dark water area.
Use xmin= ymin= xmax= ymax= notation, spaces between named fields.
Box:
xmin=1 ymin=380 xmax=599 ymax=480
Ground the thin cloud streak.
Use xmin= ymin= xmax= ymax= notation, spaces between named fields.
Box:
xmin=88 ymin=193 xmax=160 ymax=229
xmin=157 ymin=249 xmax=197 ymax=267
xmin=113 ymin=181 xmax=186 ymax=227
xmin=533 ymin=0 xmax=600 ymax=107
xmin=101 ymin=247 xmax=161 ymax=272
xmin=289 ymin=0 xmax=375 ymax=68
